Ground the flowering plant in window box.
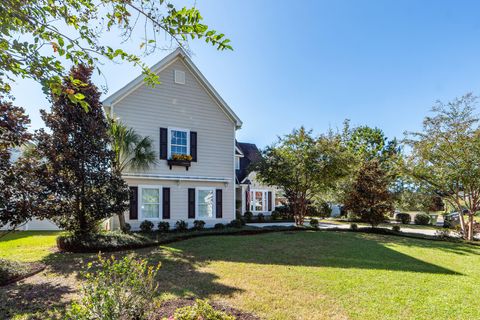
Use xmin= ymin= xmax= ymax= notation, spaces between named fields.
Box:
xmin=167 ymin=153 xmax=192 ymax=170
xmin=171 ymin=154 xmax=192 ymax=161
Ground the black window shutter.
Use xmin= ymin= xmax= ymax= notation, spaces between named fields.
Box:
xmin=190 ymin=131 xmax=197 ymax=162
xmin=162 ymin=188 xmax=170 ymax=219
xmin=129 ymin=186 xmax=138 ymax=220
xmin=216 ymin=189 xmax=223 ymax=218
xmin=160 ymin=128 xmax=168 ymax=159
xmin=245 ymin=190 xmax=249 ymax=211
xmin=188 ymin=188 xmax=195 ymax=218
xmin=268 ymin=191 xmax=272 ymax=211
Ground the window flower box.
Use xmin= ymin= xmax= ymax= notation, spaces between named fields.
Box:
xmin=167 ymin=154 xmax=192 ymax=170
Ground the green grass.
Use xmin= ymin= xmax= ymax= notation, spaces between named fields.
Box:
xmin=0 ymin=231 xmax=62 ymax=262
xmin=139 ymin=231 xmax=480 ymax=320
xmin=2 ymin=230 xmax=480 ymax=319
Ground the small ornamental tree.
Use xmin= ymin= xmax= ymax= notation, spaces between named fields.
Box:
xmin=343 ymin=160 xmax=394 ymax=227
xmin=254 ymin=127 xmax=351 ymax=225
xmin=33 ymin=65 xmax=129 ymax=234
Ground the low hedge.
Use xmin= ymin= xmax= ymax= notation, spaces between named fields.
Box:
xmin=57 ymin=226 xmax=301 ymax=253
xmin=0 ymin=258 xmax=45 ymax=286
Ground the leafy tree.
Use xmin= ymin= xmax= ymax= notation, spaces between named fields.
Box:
xmin=32 ymin=65 xmax=129 ymax=234
xmin=404 ymin=93 xmax=480 ymax=240
xmin=107 ymin=117 xmax=156 ymax=231
xmin=343 ymin=160 xmax=394 ymax=227
xmin=1 ymin=0 xmax=231 ymax=104
xmin=0 ymin=102 xmax=40 ymax=231
xmin=343 ymin=120 xmax=401 ymax=172
xmin=254 ymin=127 xmax=351 ymax=225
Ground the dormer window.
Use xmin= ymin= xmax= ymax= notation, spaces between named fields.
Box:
xmin=168 ymin=127 xmax=190 ymax=159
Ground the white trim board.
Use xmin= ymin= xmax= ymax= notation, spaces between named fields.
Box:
xmin=123 ymin=173 xmax=231 ymax=183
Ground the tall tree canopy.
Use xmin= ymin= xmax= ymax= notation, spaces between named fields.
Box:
xmin=32 ymin=65 xmax=129 ymax=234
xmin=1 ymin=0 xmax=231 ymax=103
xmin=254 ymin=127 xmax=351 ymax=225
xmin=404 ymin=93 xmax=480 ymax=240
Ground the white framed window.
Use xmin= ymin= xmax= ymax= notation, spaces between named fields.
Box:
xmin=168 ymin=127 xmax=190 ymax=159
xmin=250 ymin=189 xmax=268 ymax=212
xmin=196 ymin=188 xmax=216 ymax=219
xmin=235 ymin=156 xmax=240 ymax=170
xmin=139 ymin=185 xmax=162 ymax=220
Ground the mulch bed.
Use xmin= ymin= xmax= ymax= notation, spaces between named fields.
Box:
xmin=155 ymin=298 xmax=260 ymax=320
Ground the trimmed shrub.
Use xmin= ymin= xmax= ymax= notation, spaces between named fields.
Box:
xmin=414 ymin=213 xmax=431 ymax=225
xmin=396 ymin=213 xmax=411 ymax=224
xmin=214 ymin=223 xmax=225 ymax=230
xmin=271 ymin=210 xmax=282 ymax=220
xmin=392 ymin=225 xmax=401 ymax=232
xmin=172 ymin=299 xmax=235 ymax=320
xmin=310 ymin=218 xmax=319 ymax=228
xmin=350 ymin=223 xmax=358 ymax=231
xmin=175 ymin=220 xmax=188 ymax=232
xmin=228 ymin=219 xmax=243 ymax=228
xmin=158 ymin=221 xmax=170 ymax=233
xmin=139 ymin=220 xmax=154 ymax=233
xmin=346 ymin=212 xmax=361 ymax=222
xmin=65 ymin=255 xmax=160 ymax=319
xmin=244 ymin=211 xmax=253 ymax=222
xmin=121 ymin=223 xmax=131 ymax=233
xmin=57 ymin=231 xmax=155 ymax=252
xmin=193 ymin=220 xmax=206 ymax=231
xmin=257 ymin=213 xmax=265 ymax=222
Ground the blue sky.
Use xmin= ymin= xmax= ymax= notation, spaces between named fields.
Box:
xmin=10 ymin=0 xmax=480 ymax=148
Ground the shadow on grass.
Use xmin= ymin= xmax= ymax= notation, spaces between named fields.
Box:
xmin=0 ymin=280 xmax=73 ymax=319
xmin=151 ymin=231 xmax=464 ymax=278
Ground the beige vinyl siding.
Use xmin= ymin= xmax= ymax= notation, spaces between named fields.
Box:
xmin=112 ymin=178 xmax=235 ymax=230
xmin=112 ymin=58 xmax=235 ymax=178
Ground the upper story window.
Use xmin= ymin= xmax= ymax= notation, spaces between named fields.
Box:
xmin=168 ymin=128 xmax=190 ymax=158
xmin=235 ymin=156 xmax=240 ymax=170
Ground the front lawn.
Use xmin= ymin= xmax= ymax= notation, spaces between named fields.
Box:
xmin=2 ymin=230 xmax=480 ymax=319
xmin=0 ymin=231 xmax=62 ymax=262
xmin=142 ymin=231 xmax=480 ymax=320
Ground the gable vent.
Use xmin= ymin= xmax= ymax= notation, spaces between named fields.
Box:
xmin=174 ymin=70 xmax=185 ymax=84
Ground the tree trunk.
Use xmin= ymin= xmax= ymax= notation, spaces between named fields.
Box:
xmin=467 ymin=213 xmax=474 ymax=241
xmin=457 ymin=206 xmax=467 ymax=239
xmin=117 ymin=212 xmax=126 ymax=231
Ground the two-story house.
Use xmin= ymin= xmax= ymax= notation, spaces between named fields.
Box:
xmin=103 ymin=48 xmax=242 ymax=229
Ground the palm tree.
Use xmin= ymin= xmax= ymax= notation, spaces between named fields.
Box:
xmin=108 ymin=116 xmax=156 ymax=230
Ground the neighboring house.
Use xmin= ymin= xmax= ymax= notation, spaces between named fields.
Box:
xmin=103 ymin=47 xmax=243 ymax=230
xmin=235 ymin=142 xmax=281 ymax=216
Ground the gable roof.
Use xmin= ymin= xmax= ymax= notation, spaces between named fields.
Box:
xmin=236 ymin=141 xmax=262 ymax=183
xmin=103 ymin=47 xmax=242 ymax=129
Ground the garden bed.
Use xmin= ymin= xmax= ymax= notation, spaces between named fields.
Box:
xmin=0 ymin=258 xmax=45 ymax=286
xmin=155 ymin=298 xmax=260 ymax=320
xmin=57 ymin=226 xmax=302 ymax=253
